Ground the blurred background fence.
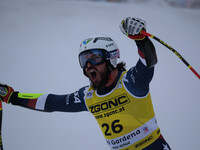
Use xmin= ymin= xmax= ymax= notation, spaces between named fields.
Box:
xmin=68 ymin=0 xmax=200 ymax=9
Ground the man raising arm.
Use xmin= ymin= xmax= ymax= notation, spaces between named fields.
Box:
xmin=0 ymin=17 xmax=171 ymax=150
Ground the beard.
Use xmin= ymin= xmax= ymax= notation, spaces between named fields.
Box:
xmin=90 ymin=67 xmax=109 ymax=90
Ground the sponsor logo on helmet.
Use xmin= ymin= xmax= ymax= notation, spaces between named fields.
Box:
xmin=83 ymin=38 xmax=93 ymax=45
xmin=93 ymin=37 xmax=113 ymax=43
xmin=106 ymin=43 xmax=114 ymax=48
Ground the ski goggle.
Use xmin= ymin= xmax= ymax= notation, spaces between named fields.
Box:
xmin=79 ymin=49 xmax=119 ymax=68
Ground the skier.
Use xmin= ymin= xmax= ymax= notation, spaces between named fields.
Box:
xmin=0 ymin=17 xmax=171 ymax=150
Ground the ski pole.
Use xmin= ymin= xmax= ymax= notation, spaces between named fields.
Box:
xmin=141 ymin=30 xmax=200 ymax=80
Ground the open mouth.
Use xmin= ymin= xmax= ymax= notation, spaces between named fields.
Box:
xmin=88 ymin=69 xmax=97 ymax=80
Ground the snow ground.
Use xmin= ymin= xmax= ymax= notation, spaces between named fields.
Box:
xmin=0 ymin=0 xmax=200 ymax=150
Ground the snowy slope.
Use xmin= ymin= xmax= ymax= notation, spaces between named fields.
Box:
xmin=0 ymin=0 xmax=200 ymax=150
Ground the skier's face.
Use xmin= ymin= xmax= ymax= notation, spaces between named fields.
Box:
xmin=85 ymin=62 xmax=108 ymax=89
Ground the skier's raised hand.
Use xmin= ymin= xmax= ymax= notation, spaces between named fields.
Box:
xmin=0 ymin=84 xmax=15 ymax=103
xmin=119 ymin=17 xmax=146 ymax=40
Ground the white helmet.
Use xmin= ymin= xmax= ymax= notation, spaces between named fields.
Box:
xmin=79 ymin=35 xmax=120 ymax=68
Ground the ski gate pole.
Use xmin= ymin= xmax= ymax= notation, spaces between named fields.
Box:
xmin=141 ymin=30 xmax=200 ymax=80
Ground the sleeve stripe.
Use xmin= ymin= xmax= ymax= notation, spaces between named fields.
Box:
xmin=138 ymin=49 xmax=147 ymax=66
xmin=138 ymin=49 xmax=145 ymax=59
xmin=27 ymin=99 xmax=37 ymax=109
xmin=35 ymin=94 xmax=48 ymax=110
